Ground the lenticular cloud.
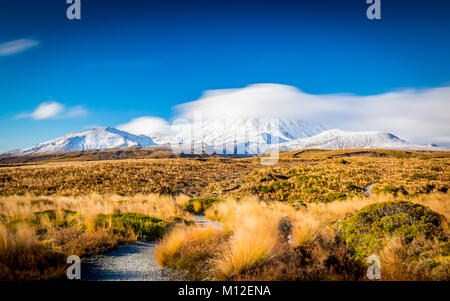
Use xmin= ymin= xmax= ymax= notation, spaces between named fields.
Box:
xmin=172 ymin=84 xmax=450 ymax=145
xmin=118 ymin=83 xmax=450 ymax=146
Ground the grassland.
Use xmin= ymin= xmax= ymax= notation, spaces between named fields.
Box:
xmin=239 ymin=151 xmax=449 ymax=203
xmin=0 ymin=158 xmax=261 ymax=197
xmin=1 ymin=149 xmax=448 ymax=200
xmin=157 ymin=194 xmax=449 ymax=280
xmin=0 ymin=146 xmax=180 ymax=165
xmin=0 ymin=148 xmax=448 ymax=280
xmin=0 ymin=194 xmax=192 ymax=280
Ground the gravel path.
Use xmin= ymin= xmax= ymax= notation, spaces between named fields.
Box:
xmin=81 ymin=240 xmax=183 ymax=281
xmin=193 ymin=215 xmax=223 ymax=229
xmin=364 ymin=182 xmax=378 ymax=197
xmin=81 ymin=215 xmax=218 ymax=281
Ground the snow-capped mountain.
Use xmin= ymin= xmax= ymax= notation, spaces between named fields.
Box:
xmin=276 ymin=129 xmax=440 ymax=152
xmin=4 ymin=123 xmax=445 ymax=157
xmin=154 ymin=118 xmax=326 ymax=154
xmin=5 ymin=127 xmax=156 ymax=156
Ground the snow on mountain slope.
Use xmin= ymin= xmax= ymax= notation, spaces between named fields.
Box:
xmin=5 ymin=127 xmax=156 ymax=156
xmin=4 ymin=124 xmax=445 ymax=157
xmin=155 ymin=118 xmax=326 ymax=153
xmin=277 ymin=129 xmax=441 ymax=151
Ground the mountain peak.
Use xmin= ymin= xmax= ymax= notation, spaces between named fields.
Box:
xmin=6 ymin=127 xmax=156 ymax=156
xmin=277 ymin=129 xmax=437 ymax=151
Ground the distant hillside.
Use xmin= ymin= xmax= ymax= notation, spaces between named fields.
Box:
xmin=0 ymin=146 xmax=180 ymax=165
xmin=1 ymin=144 xmax=449 ymax=166
xmin=279 ymin=148 xmax=450 ymax=159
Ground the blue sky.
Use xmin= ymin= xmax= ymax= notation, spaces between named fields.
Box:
xmin=0 ymin=0 xmax=449 ymax=151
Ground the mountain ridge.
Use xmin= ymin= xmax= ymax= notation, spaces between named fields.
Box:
xmin=276 ymin=129 xmax=446 ymax=152
xmin=3 ymin=121 xmax=446 ymax=156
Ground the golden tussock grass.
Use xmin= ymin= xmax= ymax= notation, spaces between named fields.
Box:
xmin=238 ymin=154 xmax=450 ymax=202
xmin=0 ymin=193 xmax=188 ymax=221
xmin=0 ymin=158 xmax=260 ymax=197
xmin=0 ymin=193 xmax=190 ymax=280
xmin=0 ymin=150 xmax=448 ymax=280
xmin=212 ymin=213 xmax=280 ymax=279
xmin=159 ymin=192 xmax=449 ymax=280
xmin=156 ymin=225 xmax=228 ymax=280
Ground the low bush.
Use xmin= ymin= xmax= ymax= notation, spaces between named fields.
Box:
xmin=322 ymin=192 xmax=347 ymax=202
xmin=338 ymin=200 xmax=450 ymax=280
xmin=183 ymin=198 xmax=224 ymax=215
xmin=96 ymin=212 xmax=167 ymax=241
xmin=339 ymin=201 xmax=447 ymax=259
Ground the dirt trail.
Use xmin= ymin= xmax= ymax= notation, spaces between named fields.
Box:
xmin=81 ymin=240 xmax=183 ymax=281
xmin=193 ymin=215 xmax=223 ymax=229
xmin=82 ymin=215 xmax=218 ymax=281
xmin=364 ymin=182 xmax=378 ymax=197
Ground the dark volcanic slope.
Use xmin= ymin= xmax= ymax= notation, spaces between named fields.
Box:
xmin=0 ymin=146 xmax=181 ymax=165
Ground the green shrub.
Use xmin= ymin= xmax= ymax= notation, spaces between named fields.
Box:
xmin=345 ymin=183 xmax=361 ymax=191
xmin=183 ymin=197 xmax=224 ymax=215
xmin=256 ymin=185 xmax=274 ymax=193
xmin=0 ymin=213 xmax=7 ymax=224
xmin=270 ymin=180 xmax=292 ymax=192
xmin=32 ymin=210 xmax=57 ymax=223
xmin=339 ymin=201 xmax=447 ymax=260
xmin=31 ymin=209 xmax=83 ymax=231
xmin=96 ymin=212 xmax=167 ymax=241
xmin=322 ymin=192 xmax=347 ymax=202
xmin=410 ymin=173 xmax=436 ymax=180
xmin=377 ymin=185 xmax=408 ymax=196
xmin=303 ymin=188 xmax=320 ymax=195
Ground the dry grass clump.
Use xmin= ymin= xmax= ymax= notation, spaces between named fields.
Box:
xmin=156 ymin=226 xmax=229 ymax=280
xmin=155 ymin=227 xmax=188 ymax=266
xmin=378 ymin=235 xmax=450 ymax=281
xmin=212 ymin=214 xmax=280 ymax=279
xmin=0 ymin=224 xmax=66 ymax=280
xmin=161 ymin=198 xmax=284 ymax=279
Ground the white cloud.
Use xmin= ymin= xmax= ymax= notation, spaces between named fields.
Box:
xmin=16 ymin=101 xmax=88 ymax=120
xmin=0 ymin=38 xmax=39 ymax=56
xmin=117 ymin=116 xmax=171 ymax=137
xmin=173 ymin=84 xmax=450 ymax=145
xmin=118 ymin=83 xmax=450 ymax=145
xmin=30 ymin=102 xmax=64 ymax=120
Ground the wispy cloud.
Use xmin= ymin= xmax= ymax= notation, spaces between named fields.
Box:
xmin=16 ymin=101 xmax=88 ymax=120
xmin=0 ymin=38 xmax=39 ymax=56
